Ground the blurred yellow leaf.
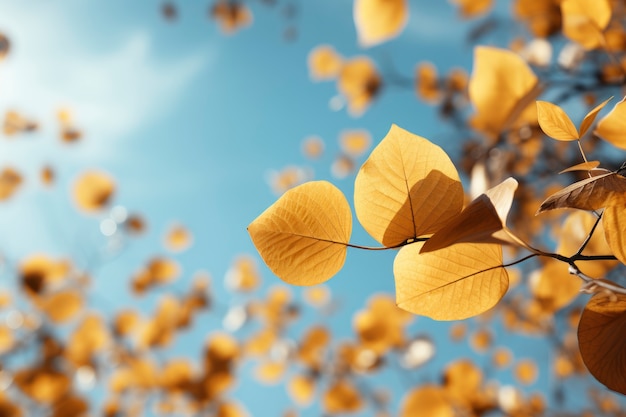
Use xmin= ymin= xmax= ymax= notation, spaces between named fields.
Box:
xmin=422 ymin=178 xmax=523 ymax=252
xmin=354 ymin=124 xmax=463 ymax=247
xmin=529 ymin=259 xmax=581 ymax=312
xmin=0 ymin=167 xmax=22 ymax=201
xmin=248 ymin=181 xmax=351 ymax=285
xmin=163 ymin=223 xmax=193 ymax=253
xmin=595 ymin=97 xmax=626 ymax=149
xmin=339 ymin=129 xmax=371 ymax=158
xmin=216 ymin=402 xmax=248 ymax=417
xmin=73 ymin=170 xmax=115 ymax=212
xmin=322 ymin=379 xmax=363 ymax=414
xmin=39 ymin=290 xmax=83 ymax=323
xmin=287 ymin=374 xmax=315 ymax=406
xmin=578 ymin=293 xmax=626 ymax=394
xmin=538 ymin=171 xmax=626 ymax=212
xmin=561 ymin=0 xmax=611 ymax=49
xmin=469 ymin=46 xmax=540 ymax=137
xmin=400 ymin=385 xmax=454 ymax=417
xmin=415 ymin=62 xmax=441 ymax=102
xmin=394 ymin=242 xmax=508 ymax=320
xmin=536 ymin=101 xmax=579 ymax=140
xmin=353 ymin=0 xmax=408 ymax=47
xmin=514 ymin=359 xmax=539 ymax=385
xmin=602 ymin=205 xmax=626 ymax=264
xmin=337 ymin=56 xmax=381 ymax=116
xmin=301 ymin=135 xmax=325 ymax=159
xmin=308 ymin=45 xmax=343 ymax=80
xmin=254 ymin=361 xmax=286 ymax=385
xmin=579 ymin=96 xmax=612 ymax=137
xmin=450 ymin=0 xmax=493 ymax=18
xmin=14 ymin=367 xmax=70 ymax=403
xmin=211 ymin=1 xmax=253 ymax=34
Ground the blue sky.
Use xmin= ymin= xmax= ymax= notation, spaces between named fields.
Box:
xmin=0 ymin=0 xmax=623 ymax=416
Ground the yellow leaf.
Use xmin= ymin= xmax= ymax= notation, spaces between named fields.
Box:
xmin=579 ymin=96 xmax=612 ymax=137
xmin=595 ymin=97 xmax=626 ymax=149
xmin=394 ymin=242 xmax=508 ymax=320
xmin=421 ymin=178 xmax=520 ymax=252
xmin=529 ymin=259 xmax=580 ymax=313
xmin=248 ymin=181 xmax=352 ymax=285
xmin=559 ymin=160 xmax=601 ymax=174
xmin=602 ymin=205 xmax=626 ymax=264
xmin=322 ymin=379 xmax=363 ymax=414
xmin=308 ymin=45 xmax=343 ymax=81
xmin=469 ymin=46 xmax=540 ymax=136
xmin=73 ymin=170 xmax=115 ymax=212
xmin=578 ymin=293 xmax=626 ymax=394
xmin=337 ymin=56 xmax=381 ymax=116
xmin=353 ymin=0 xmax=408 ymax=47
xmin=514 ymin=359 xmax=539 ymax=385
xmin=537 ymin=171 xmax=626 ymax=212
xmin=400 ymin=385 xmax=454 ymax=417
xmin=39 ymin=290 xmax=83 ymax=323
xmin=450 ymin=0 xmax=493 ymax=19
xmin=354 ymin=124 xmax=463 ymax=247
xmin=536 ymin=101 xmax=579 ymax=140
xmin=561 ymin=0 xmax=612 ymax=50
xmin=287 ymin=374 xmax=315 ymax=406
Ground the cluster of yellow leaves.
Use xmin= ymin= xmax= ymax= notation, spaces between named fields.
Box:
xmin=249 ymin=124 xmax=520 ymax=320
xmin=534 ymin=97 xmax=626 ymax=394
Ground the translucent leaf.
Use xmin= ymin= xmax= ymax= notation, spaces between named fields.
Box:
xmin=394 ymin=242 xmax=508 ymax=320
xmin=400 ymin=385 xmax=454 ymax=417
xmin=578 ymin=293 xmax=626 ymax=394
xmin=579 ymin=96 xmax=612 ymax=137
xmin=529 ymin=259 xmax=581 ymax=312
xmin=561 ymin=0 xmax=612 ymax=50
xmin=595 ymin=97 xmax=626 ymax=149
xmin=353 ymin=0 xmax=408 ymax=47
xmin=538 ymin=171 xmax=626 ymax=212
xmin=536 ymin=101 xmax=579 ymax=140
xmin=559 ymin=160 xmax=600 ymax=173
xmin=469 ymin=46 xmax=540 ymax=136
xmin=354 ymin=124 xmax=463 ymax=247
xmin=421 ymin=178 xmax=520 ymax=252
xmin=248 ymin=181 xmax=352 ymax=285
xmin=602 ymin=205 xmax=626 ymax=264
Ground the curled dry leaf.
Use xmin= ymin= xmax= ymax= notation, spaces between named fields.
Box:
xmin=578 ymin=293 xmax=626 ymax=394
xmin=559 ymin=160 xmax=601 ymax=174
xmin=421 ymin=178 xmax=526 ymax=252
xmin=353 ymin=0 xmax=408 ymax=47
xmin=469 ymin=46 xmax=540 ymax=137
xmin=595 ymin=97 xmax=626 ymax=149
xmin=561 ymin=0 xmax=612 ymax=49
xmin=394 ymin=241 xmax=508 ymax=320
xmin=537 ymin=171 xmax=626 ymax=213
xmin=354 ymin=124 xmax=463 ymax=247
xmin=248 ymin=181 xmax=352 ymax=285
xmin=536 ymin=101 xmax=579 ymax=141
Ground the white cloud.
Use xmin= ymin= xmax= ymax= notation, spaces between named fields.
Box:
xmin=0 ymin=3 xmax=210 ymax=162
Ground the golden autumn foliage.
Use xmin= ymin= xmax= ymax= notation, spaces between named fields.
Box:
xmin=5 ymin=2 xmax=626 ymax=417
